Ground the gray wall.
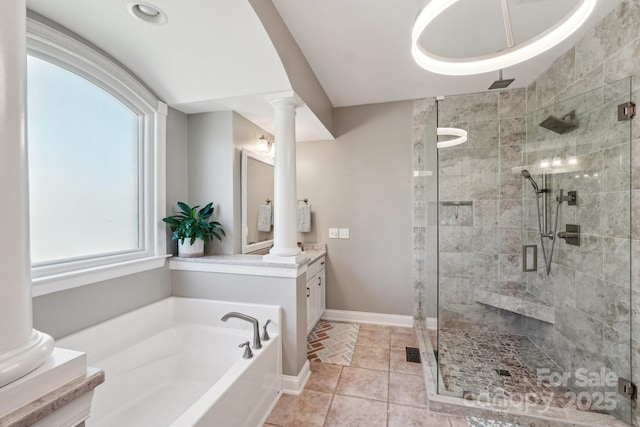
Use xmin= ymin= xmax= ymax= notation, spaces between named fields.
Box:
xmin=166 ymin=107 xmax=189 ymax=255
xmin=187 ymin=111 xmax=235 ymax=255
xmin=187 ymin=111 xmax=273 ymax=255
xmin=33 ymin=107 xmax=188 ymax=338
xmin=34 ymin=266 xmax=172 ymax=339
xmin=297 ymin=101 xmax=414 ymax=316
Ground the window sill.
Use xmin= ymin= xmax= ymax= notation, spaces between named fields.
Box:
xmin=31 ymin=255 xmax=170 ymax=297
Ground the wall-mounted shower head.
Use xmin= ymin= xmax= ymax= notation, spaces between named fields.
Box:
xmin=539 ymin=110 xmax=577 ymax=134
xmin=521 ymin=169 xmax=540 ymax=193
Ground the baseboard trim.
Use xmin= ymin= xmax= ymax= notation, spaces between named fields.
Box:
xmin=281 ymin=360 xmax=310 ymax=395
xmin=322 ymin=309 xmax=414 ymax=327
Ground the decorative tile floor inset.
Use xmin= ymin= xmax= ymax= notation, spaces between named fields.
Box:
xmin=434 ymin=329 xmax=576 ymax=409
xmin=307 ymin=321 xmax=359 ymax=366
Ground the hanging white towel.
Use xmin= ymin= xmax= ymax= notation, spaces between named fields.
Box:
xmin=297 ymin=204 xmax=311 ymax=233
xmin=257 ymin=204 xmax=272 ymax=232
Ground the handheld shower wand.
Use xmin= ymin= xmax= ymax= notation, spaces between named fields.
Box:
xmin=520 ymin=170 xmax=540 ymax=193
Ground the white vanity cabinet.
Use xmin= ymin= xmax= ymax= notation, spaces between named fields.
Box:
xmin=306 ymin=256 xmax=326 ymax=334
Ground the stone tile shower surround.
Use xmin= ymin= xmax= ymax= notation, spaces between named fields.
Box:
xmin=522 ymin=77 xmax=633 ymax=422
xmin=412 ymin=0 xmax=640 ymax=426
xmin=413 ymin=88 xmax=529 ymax=335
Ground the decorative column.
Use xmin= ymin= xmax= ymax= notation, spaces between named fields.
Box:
xmin=0 ymin=0 xmax=54 ymax=387
xmin=263 ymin=96 xmax=306 ymax=264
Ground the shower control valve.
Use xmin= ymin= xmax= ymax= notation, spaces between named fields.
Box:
xmin=557 ymin=190 xmax=577 ymax=205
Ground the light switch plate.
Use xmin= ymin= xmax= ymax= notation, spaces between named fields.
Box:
xmin=339 ymin=228 xmax=350 ymax=239
xmin=329 ymin=228 xmax=339 ymax=239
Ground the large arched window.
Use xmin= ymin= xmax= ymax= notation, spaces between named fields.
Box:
xmin=27 ymin=17 xmax=167 ymax=296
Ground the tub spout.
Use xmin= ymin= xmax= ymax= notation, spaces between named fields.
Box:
xmin=221 ymin=312 xmax=262 ymax=349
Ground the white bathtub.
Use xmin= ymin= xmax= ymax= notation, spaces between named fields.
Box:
xmin=56 ymin=297 xmax=282 ymax=427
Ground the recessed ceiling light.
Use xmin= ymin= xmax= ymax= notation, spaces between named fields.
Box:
xmin=128 ymin=2 xmax=168 ymax=25
xmin=412 ymin=0 xmax=597 ymax=75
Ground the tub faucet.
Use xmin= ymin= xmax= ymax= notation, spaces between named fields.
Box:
xmin=221 ymin=312 xmax=262 ymax=349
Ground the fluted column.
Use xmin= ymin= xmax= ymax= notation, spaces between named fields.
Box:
xmin=263 ymin=96 xmax=306 ymax=264
xmin=0 ymin=0 xmax=54 ymax=387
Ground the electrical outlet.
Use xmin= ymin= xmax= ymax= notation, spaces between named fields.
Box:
xmin=339 ymin=228 xmax=350 ymax=239
xmin=329 ymin=228 xmax=339 ymax=239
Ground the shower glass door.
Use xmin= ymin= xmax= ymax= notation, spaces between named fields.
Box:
xmin=520 ymin=77 xmax=633 ymax=424
xmin=435 ymin=78 xmax=633 ymax=425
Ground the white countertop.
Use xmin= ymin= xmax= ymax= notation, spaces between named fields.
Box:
xmin=168 ymin=251 xmax=326 ymax=279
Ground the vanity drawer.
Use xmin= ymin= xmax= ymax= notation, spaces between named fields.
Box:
xmin=308 ymin=259 xmax=319 ymax=278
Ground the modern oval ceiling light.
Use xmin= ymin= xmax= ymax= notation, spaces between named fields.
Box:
xmin=128 ymin=2 xmax=168 ymax=25
xmin=412 ymin=0 xmax=597 ymax=75
xmin=437 ymin=127 xmax=467 ymax=148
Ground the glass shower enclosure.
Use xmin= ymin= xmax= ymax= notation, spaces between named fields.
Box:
xmin=419 ymin=78 xmax=633 ymax=425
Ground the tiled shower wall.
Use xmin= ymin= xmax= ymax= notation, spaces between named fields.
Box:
xmin=436 ymin=90 xmax=527 ymax=334
xmin=411 ymin=1 xmax=640 ymax=424
xmin=523 ymin=77 xmax=632 ymax=420
xmin=411 ymin=90 xmax=528 ymax=329
xmin=523 ymin=0 xmax=640 ymax=422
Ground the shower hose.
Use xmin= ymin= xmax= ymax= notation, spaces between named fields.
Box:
xmin=534 ymin=191 xmax=561 ymax=275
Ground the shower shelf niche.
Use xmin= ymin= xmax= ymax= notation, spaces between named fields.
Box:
xmin=474 ymin=289 xmax=555 ymax=324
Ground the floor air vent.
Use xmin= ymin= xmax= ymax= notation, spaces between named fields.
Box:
xmin=495 ymin=369 xmax=512 ymax=377
xmin=406 ymin=347 xmax=421 ymax=363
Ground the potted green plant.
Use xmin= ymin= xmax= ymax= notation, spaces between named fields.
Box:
xmin=162 ymin=202 xmax=225 ymax=257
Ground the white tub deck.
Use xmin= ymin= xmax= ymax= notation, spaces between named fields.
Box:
xmin=57 ymin=297 xmax=282 ymax=427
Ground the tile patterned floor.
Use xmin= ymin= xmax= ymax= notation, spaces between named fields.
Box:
xmin=307 ymin=321 xmax=359 ymax=366
xmin=265 ymin=323 xmax=493 ymax=427
xmin=435 ymin=329 xmax=575 ymax=409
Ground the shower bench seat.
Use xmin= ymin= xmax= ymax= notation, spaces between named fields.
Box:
xmin=474 ymin=288 xmax=555 ymax=324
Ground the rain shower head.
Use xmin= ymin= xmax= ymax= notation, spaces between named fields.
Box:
xmin=539 ymin=110 xmax=577 ymax=134
xmin=488 ymin=70 xmax=514 ymax=90
xmin=521 ymin=169 xmax=540 ymax=193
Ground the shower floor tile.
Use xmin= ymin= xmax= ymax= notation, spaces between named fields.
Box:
xmin=432 ymin=329 xmax=579 ymax=410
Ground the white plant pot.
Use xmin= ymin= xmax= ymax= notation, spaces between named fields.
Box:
xmin=178 ymin=238 xmax=204 ymax=258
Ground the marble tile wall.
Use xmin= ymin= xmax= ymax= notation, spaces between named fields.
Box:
xmin=522 ymin=1 xmax=639 ymax=423
xmin=412 ymin=1 xmax=640 ymax=424
xmin=435 ymin=88 xmax=527 ymax=334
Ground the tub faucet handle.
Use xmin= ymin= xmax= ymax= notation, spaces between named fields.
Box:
xmin=262 ymin=319 xmax=271 ymax=341
xmin=239 ymin=341 xmax=253 ymax=359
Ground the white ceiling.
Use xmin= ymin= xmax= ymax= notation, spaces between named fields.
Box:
xmin=25 ymin=0 xmax=619 ymax=138
xmin=273 ymin=0 xmax=619 ymax=107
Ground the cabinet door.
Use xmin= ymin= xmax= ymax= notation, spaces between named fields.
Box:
xmin=306 ymin=278 xmax=317 ymax=334
xmin=317 ymin=269 xmax=326 ymax=320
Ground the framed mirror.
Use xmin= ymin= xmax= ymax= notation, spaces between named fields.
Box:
xmin=241 ymin=149 xmax=274 ymax=254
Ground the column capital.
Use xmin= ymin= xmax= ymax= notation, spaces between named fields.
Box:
xmin=266 ymin=91 xmax=305 ymax=109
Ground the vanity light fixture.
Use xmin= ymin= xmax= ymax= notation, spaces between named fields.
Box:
xmin=258 ymin=135 xmax=274 ymax=154
xmin=436 ymin=127 xmax=467 ymax=148
xmin=412 ymin=0 xmax=597 ymax=75
xmin=128 ymin=2 xmax=168 ymax=25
